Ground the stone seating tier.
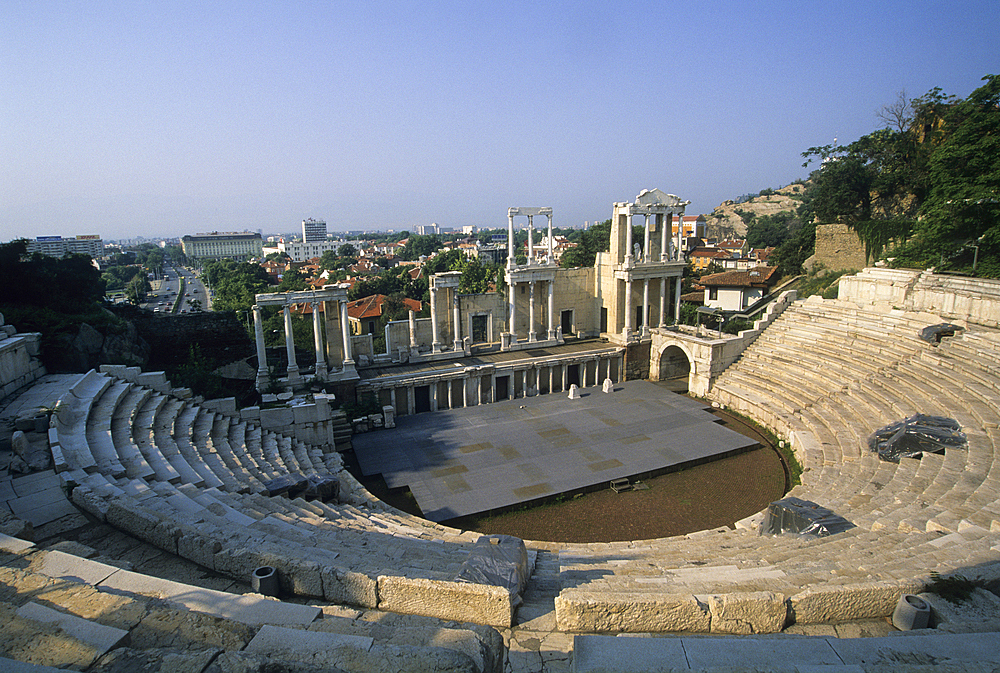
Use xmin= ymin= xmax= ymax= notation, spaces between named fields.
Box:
xmin=545 ymin=297 xmax=1000 ymax=633
xmin=0 ymin=533 xmax=504 ymax=673
xmin=51 ymin=368 xmax=530 ymax=628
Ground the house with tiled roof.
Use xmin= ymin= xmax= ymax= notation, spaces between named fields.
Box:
xmin=699 ymin=266 xmax=779 ymax=312
xmin=346 ymin=294 xmax=423 ymax=335
xmin=688 ymin=247 xmax=731 ymax=271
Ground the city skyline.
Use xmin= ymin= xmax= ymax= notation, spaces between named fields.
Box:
xmin=3 ymin=1 xmax=996 ymax=241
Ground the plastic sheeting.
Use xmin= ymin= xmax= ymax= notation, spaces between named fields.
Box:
xmin=760 ymin=497 xmax=854 ymax=537
xmin=919 ymin=323 xmax=964 ymax=344
xmin=868 ymin=414 xmax=967 ymax=462
xmin=454 ymin=534 xmax=529 ymax=594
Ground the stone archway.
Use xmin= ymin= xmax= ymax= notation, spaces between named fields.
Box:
xmin=657 ymin=345 xmax=691 ymax=392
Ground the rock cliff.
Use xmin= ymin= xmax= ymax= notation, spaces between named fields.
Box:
xmin=705 ymin=182 xmax=809 ymax=239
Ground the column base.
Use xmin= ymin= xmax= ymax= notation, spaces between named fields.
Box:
xmin=528 ymin=331 xmax=537 ymax=343
xmin=453 ymin=340 xmax=463 ymax=352
xmin=255 ymin=369 xmax=270 ymax=392
xmin=341 ymin=359 xmax=358 ymax=379
xmin=547 ymin=329 xmax=557 ymax=341
xmin=432 ymin=341 xmax=442 ymax=354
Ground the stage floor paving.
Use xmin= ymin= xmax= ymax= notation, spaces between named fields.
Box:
xmin=352 ymin=380 xmax=759 ymax=522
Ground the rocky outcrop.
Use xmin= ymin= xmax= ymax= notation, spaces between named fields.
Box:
xmin=46 ymin=315 xmax=150 ymax=373
xmin=706 ymin=183 xmax=809 ymax=239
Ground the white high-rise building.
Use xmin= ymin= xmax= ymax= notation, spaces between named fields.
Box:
xmin=302 ymin=218 xmax=327 ymax=242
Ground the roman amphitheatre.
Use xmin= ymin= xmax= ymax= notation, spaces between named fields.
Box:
xmin=3 ymin=225 xmax=1000 ymax=670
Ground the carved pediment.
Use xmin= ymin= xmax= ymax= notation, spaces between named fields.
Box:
xmin=635 ymin=189 xmax=685 ymax=207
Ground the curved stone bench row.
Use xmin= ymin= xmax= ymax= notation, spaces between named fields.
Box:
xmin=0 ymin=532 xmax=504 ymax=673
xmin=66 ymin=474 xmax=526 ymax=628
xmin=549 ymin=297 xmax=1000 ymax=633
xmin=50 ymin=368 xmax=531 ymax=627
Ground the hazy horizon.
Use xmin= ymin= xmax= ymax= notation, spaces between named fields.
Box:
xmin=3 ymin=1 xmax=996 ymax=242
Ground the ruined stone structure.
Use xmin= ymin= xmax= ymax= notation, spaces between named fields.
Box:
xmin=808 ymin=222 xmax=868 ymax=272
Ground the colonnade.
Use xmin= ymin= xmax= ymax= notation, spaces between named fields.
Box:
xmin=253 ymin=286 xmax=357 ymax=391
xmin=357 ymin=350 xmax=625 ymax=416
xmin=612 ymin=190 xmax=691 ymax=342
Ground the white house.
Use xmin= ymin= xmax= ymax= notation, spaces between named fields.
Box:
xmin=700 ymin=266 xmax=779 ymax=311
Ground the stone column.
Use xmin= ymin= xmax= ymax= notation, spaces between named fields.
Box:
xmin=283 ymin=304 xmax=300 ymax=384
xmin=562 ymin=364 xmax=568 ymax=391
xmin=527 ymin=215 xmax=534 ymax=265
xmin=311 ymin=301 xmax=327 ymax=380
xmin=476 ymin=374 xmax=483 ymax=405
xmin=675 ymin=209 xmax=684 ymax=260
xmin=659 ymin=277 xmax=667 ymax=328
xmin=508 ymin=211 xmax=515 ymax=266
xmin=674 ymin=275 xmax=682 ymax=323
xmin=339 ymin=299 xmax=356 ymax=376
xmin=490 ymin=371 xmax=496 ymax=404
xmin=406 ymin=383 xmax=415 ymax=415
xmin=548 ymin=366 xmax=555 ymax=394
xmin=390 ymin=387 xmax=397 ymax=414
xmin=642 ymin=279 xmax=650 ymax=338
xmin=461 ymin=375 xmax=468 ymax=407
xmin=643 ymin=214 xmax=650 ymax=263
xmin=625 ymin=213 xmax=634 ymax=265
xmin=430 ymin=382 xmax=438 ymax=411
xmin=521 ymin=368 xmax=527 ymax=398
xmin=508 ymin=280 xmax=517 ymax=344
xmin=528 ymin=281 xmax=537 ymax=342
xmin=452 ymin=289 xmax=462 ymax=351
xmin=547 ymin=280 xmax=556 ymax=341
xmin=660 ymin=213 xmax=669 ymax=262
xmin=408 ymin=310 xmax=419 ymax=357
xmin=431 ymin=286 xmax=441 ymax=353
xmin=253 ymin=305 xmax=268 ymax=390
xmin=623 ymin=277 xmax=633 ymax=339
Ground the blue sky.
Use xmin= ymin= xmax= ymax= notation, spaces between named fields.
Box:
xmin=2 ymin=1 xmax=997 ymax=241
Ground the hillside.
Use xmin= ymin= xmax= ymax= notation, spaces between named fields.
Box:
xmin=704 ymin=182 xmax=809 ymax=239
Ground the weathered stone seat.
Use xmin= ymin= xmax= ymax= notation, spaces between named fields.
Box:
xmin=0 ymin=533 xmax=504 ymax=673
xmin=552 ymin=295 xmax=1000 ymax=634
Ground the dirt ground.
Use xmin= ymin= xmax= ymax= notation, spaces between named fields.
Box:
xmin=351 ymin=408 xmax=787 ymax=544
xmin=451 ymin=445 xmax=785 ymax=543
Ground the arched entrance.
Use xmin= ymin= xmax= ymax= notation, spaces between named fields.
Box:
xmin=658 ymin=345 xmax=691 ymax=392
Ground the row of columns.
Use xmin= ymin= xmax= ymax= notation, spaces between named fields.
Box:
xmin=622 ymin=276 xmax=683 ymax=339
xmin=253 ymin=297 xmax=355 ymax=390
xmin=429 ymin=278 xmax=464 ymax=353
xmin=507 ymin=278 xmax=557 ymax=343
xmin=360 ymin=352 xmax=625 ymax=416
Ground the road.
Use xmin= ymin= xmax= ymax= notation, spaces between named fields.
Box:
xmin=142 ymin=266 xmax=211 ymax=315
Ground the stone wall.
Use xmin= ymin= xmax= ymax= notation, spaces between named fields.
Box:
xmin=0 ymin=315 xmax=45 ymax=401
xmin=552 ymin=267 xmax=598 ymax=336
xmin=809 ymin=223 xmax=867 ymax=272
xmin=624 ymin=341 xmax=650 ymax=380
xmin=839 ymin=267 xmax=1000 ymax=328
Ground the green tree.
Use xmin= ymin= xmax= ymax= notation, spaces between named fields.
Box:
xmin=904 ymin=75 xmax=1000 ymax=270
xmin=337 ymin=243 xmax=358 ymax=258
xmin=559 ymin=219 xmax=611 ymax=268
xmin=125 ymin=274 xmax=150 ymax=305
xmin=400 ymin=234 xmax=441 ymax=260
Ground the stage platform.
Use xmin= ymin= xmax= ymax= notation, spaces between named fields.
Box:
xmin=352 ymin=380 xmax=759 ymax=522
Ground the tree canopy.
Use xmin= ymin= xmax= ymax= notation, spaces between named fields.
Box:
xmin=802 ymin=75 xmax=1000 ymax=274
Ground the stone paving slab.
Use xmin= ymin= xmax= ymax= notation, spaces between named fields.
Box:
xmin=354 ymin=380 xmax=757 ymax=522
xmin=573 ymin=631 xmax=1000 ymax=671
xmin=98 ymin=567 xmax=323 ymax=625
xmin=246 ymin=624 xmax=373 ymax=655
xmin=16 ymin=601 xmax=129 ymax=659
xmin=0 ymin=657 xmax=72 ymax=673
